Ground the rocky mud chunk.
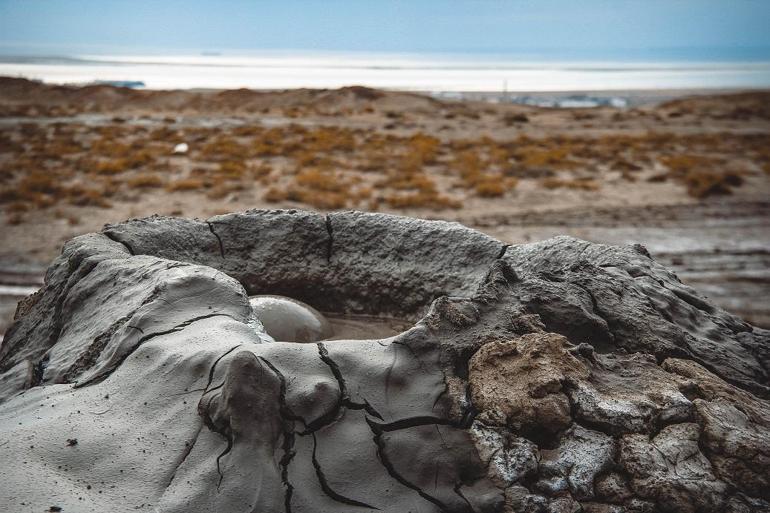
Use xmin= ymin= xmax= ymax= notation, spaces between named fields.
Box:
xmin=469 ymin=333 xmax=589 ymax=437
xmin=620 ymin=423 xmax=728 ymax=513
xmin=567 ymin=352 xmax=695 ymax=434
xmin=535 ymin=424 xmax=615 ymax=500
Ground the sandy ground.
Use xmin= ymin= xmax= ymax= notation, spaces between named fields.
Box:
xmin=1 ymin=78 xmax=769 ymax=334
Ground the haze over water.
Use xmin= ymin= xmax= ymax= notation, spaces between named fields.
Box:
xmin=2 ymin=50 xmax=770 ymax=92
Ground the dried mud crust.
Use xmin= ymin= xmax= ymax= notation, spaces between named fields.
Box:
xmin=0 ymin=209 xmax=768 ymax=512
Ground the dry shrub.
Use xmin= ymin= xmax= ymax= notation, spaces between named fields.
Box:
xmin=378 ymin=172 xmax=435 ymax=192
xmin=149 ymin=126 xmax=177 ymax=141
xmin=65 ymin=185 xmax=111 ymax=208
xmin=304 ymin=126 xmax=356 ymax=153
xmin=252 ymin=163 xmax=272 ymax=180
xmin=0 ymin=186 xmax=20 ymax=203
xmin=475 ymin=177 xmax=512 ymax=197
xmin=486 ymin=144 xmax=512 ymax=168
xmin=0 ymin=134 xmax=22 ymax=153
xmin=573 ymin=111 xmax=596 ymax=121
xmin=502 ymin=112 xmax=529 ymax=125
xmin=206 ymin=180 xmax=245 ymax=200
xmin=232 ymin=125 xmax=263 ymax=137
xmin=253 ymin=128 xmax=287 ymax=157
xmin=264 ymin=187 xmax=288 ymax=203
xmin=91 ymin=138 xmax=131 ymax=157
xmin=0 ymin=161 xmax=14 ymax=181
xmin=612 ymin=159 xmax=642 ymax=172
xmin=660 ymin=154 xmax=711 ymax=174
xmin=5 ymin=201 xmax=28 ymax=213
xmin=353 ymin=186 xmax=373 ymax=202
xmin=29 ymin=192 xmax=57 ymax=208
xmin=659 ymin=154 xmax=744 ymax=197
xmin=407 ymin=133 xmax=440 ymax=164
xmin=218 ymin=160 xmax=247 ymax=178
xmin=201 ymin=137 xmax=250 ymax=161
xmin=43 ymin=139 xmax=83 ymax=156
xmin=90 ymin=149 xmax=154 ymax=175
xmin=383 ymin=191 xmax=461 ymax=210
xmin=18 ymin=172 xmax=59 ymax=195
xmin=94 ymin=159 xmax=128 ymax=175
xmin=126 ymin=173 xmax=164 ymax=188
xmin=452 ymin=149 xmax=484 ymax=186
xmin=166 ymin=178 xmax=205 ymax=192
xmin=124 ymin=149 xmax=156 ymax=168
xmin=293 ymin=190 xmax=348 ymax=209
xmin=265 ymin=168 xmax=351 ymax=209
xmin=266 ymin=186 xmax=348 ymax=210
xmin=514 ymin=145 xmax=580 ymax=170
xmin=293 ymin=149 xmax=320 ymax=167
xmin=294 ymin=168 xmax=347 ymax=193
xmin=1 ymin=169 xmax=73 ymax=210
xmin=682 ymin=170 xmax=744 ymax=198
xmin=540 ymin=177 xmax=600 ymax=191
xmin=620 ymin=171 xmax=638 ymax=182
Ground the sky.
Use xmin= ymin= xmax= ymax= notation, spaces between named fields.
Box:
xmin=1 ymin=0 xmax=770 ymax=59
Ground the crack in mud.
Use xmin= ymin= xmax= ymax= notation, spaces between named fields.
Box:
xmin=166 ymin=421 xmax=204 ymax=488
xmin=206 ymin=221 xmax=226 ymax=259
xmin=76 ymin=312 xmax=237 ymax=387
xmin=103 ymin=230 xmax=136 ymax=256
xmin=24 ymin=260 xmax=99 ymax=377
xmin=366 ymin=417 xmax=451 ymax=511
xmin=61 ymin=315 xmax=132 ymax=382
xmin=369 ymin=415 xmax=454 ymax=432
xmin=215 ymin=433 xmax=233 ymax=490
xmin=317 ymin=342 xmax=383 ymax=420
xmin=324 ymin=214 xmax=334 ymax=263
xmin=311 ymin=431 xmax=378 ymax=510
xmin=256 ymin=356 xmax=302 ymax=513
xmin=30 ymin=353 xmax=49 ymax=387
xmin=203 ymin=344 xmax=243 ymax=392
xmin=280 ymin=430 xmax=296 ymax=513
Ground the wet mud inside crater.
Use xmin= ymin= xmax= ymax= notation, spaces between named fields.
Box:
xmin=325 ymin=313 xmax=414 ymax=341
xmin=249 ymin=294 xmax=413 ymax=343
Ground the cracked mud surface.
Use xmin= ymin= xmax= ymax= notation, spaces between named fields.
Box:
xmin=0 ymin=209 xmax=768 ymax=512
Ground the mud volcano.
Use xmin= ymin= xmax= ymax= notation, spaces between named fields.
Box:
xmin=0 ymin=210 xmax=768 ymax=513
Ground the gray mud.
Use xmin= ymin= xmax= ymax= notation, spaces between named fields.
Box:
xmin=0 ymin=210 xmax=768 ymax=512
xmin=476 ymin=198 xmax=770 ymax=328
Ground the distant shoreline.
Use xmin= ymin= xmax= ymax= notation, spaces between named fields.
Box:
xmin=2 ymin=51 xmax=770 ymax=92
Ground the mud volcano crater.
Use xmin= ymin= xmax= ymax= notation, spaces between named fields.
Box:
xmin=0 ymin=210 xmax=768 ymax=513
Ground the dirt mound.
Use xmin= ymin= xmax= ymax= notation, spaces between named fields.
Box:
xmin=0 ymin=211 xmax=768 ymax=512
xmin=658 ymin=91 xmax=770 ymax=120
xmin=0 ymin=77 xmax=444 ymax=115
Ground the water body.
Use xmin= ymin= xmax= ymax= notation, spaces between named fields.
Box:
xmin=1 ymin=50 xmax=770 ymax=92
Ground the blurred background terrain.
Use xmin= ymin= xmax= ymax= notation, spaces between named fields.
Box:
xmin=1 ymin=0 xmax=769 ymax=334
